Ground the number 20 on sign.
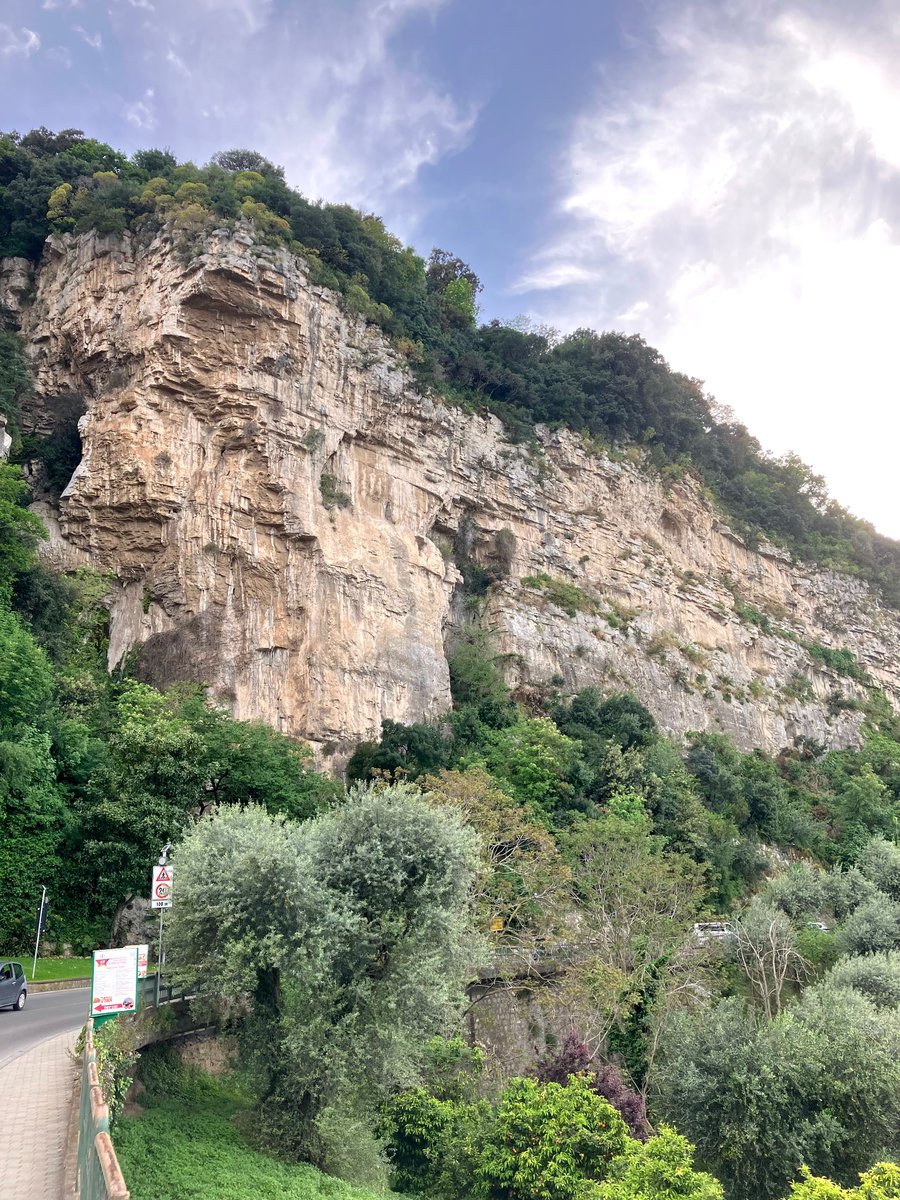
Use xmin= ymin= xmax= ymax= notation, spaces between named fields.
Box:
xmin=151 ymin=863 xmax=174 ymax=909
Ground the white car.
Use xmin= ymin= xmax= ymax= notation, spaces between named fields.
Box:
xmin=693 ymin=921 xmax=735 ymax=945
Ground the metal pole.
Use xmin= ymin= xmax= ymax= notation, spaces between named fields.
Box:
xmin=32 ymin=886 xmax=46 ymax=981
xmin=155 ymin=906 xmax=163 ymax=1007
xmin=154 ymin=841 xmax=172 ymax=1007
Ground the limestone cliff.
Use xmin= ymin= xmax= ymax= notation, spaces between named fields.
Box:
xmin=3 ymin=228 xmax=898 ymax=757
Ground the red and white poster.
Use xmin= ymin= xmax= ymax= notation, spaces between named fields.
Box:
xmin=91 ymin=946 xmax=139 ymax=1016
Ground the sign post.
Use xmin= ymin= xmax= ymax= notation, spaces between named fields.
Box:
xmin=90 ymin=946 xmax=139 ymax=1027
xmin=32 ymin=886 xmax=48 ymax=980
xmin=151 ymin=851 xmax=173 ymax=1006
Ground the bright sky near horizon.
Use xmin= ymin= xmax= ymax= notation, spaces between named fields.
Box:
xmin=2 ymin=0 xmax=898 ymax=537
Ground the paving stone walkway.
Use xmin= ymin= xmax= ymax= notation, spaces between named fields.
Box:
xmin=0 ymin=1029 xmax=79 ymax=1199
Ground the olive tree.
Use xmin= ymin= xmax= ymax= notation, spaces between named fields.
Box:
xmin=167 ymin=783 xmax=480 ymax=1170
xmin=826 ymin=951 xmax=900 ymax=1009
xmin=655 ymin=985 xmax=900 ymax=1200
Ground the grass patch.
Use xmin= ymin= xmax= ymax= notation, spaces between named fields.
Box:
xmin=521 ymin=572 xmax=598 ymax=617
xmin=115 ymin=1051 xmax=391 ymax=1200
xmin=804 ymin=642 xmax=872 ymax=684
xmin=3 ymin=957 xmax=92 ymax=981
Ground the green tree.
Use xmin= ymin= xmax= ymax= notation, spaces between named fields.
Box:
xmin=0 ymin=463 xmax=47 ymax=603
xmin=559 ymin=815 xmax=707 ymax=1089
xmin=0 ymin=607 xmax=54 ymax=733
xmin=838 ymin=895 xmax=900 ymax=956
xmin=167 ymin=785 xmax=479 ymax=1165
xmin=174 ymin=689 xmax=341 ymax=818
xmin=479 ymin=1075 xmax=630 ymax=1200
xmin=856 ymin=837 xmax=900 ymax=901
xmin=655 ymin=986 xmax=900 ymax=1200
xmin=826 ymin=951 xmax=900 ymax=1009
xmin=423 ymin=766 xmax=570 ymax=946
xmin=0 ymin=329 xmax=31 ymax=435
xmin=592 ymin=1125 xmax=724 ymax=1199
xmin=472 ymin=717 xmax=583 ymax=818
xmin=0 ymin=726 xmax=67 ymax=948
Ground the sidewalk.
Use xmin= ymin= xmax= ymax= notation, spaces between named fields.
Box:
xmin=0 ymin=1029 xmax=79 ymax=1199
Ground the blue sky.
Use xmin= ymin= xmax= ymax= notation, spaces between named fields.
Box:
xmin=2 ymin=0 xmax=899 ymax=537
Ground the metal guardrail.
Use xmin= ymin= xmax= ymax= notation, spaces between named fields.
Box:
xmin=78 ymin=1020 xmax=130 ymax=1200
xmin=137 ymin=975 xmax=185 ymax=1007
xmin=77 ymin=979 xmax=190 ymax=1198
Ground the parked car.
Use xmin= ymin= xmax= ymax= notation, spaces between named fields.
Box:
xmin=806 ymin=920 xmax=830 ymax=932
xmin=0 ymin=960 xmax=27 ymax=1011
xmin=693 ymin=920 xmax=735 ymax=945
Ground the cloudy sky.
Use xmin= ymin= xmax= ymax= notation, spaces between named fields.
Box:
xmin=2 ymin=0 xmax=898 ymax=536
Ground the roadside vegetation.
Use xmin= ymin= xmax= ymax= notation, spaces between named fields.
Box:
xmin=115 ymin=1047 xmax=393 ymax=1200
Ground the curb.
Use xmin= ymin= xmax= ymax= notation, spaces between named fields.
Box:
xmin=63 ymin=1052 xmax=82 ymax=1198
xmin=31 ymin=978 xmax=91 ymax=992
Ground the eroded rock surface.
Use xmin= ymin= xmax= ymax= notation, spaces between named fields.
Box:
xmin=5 ymin=229 xmax=898 ymax=755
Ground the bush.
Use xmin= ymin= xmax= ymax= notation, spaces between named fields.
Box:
xmin=382 ymin=1087 xmax=490 ymax=1198
xmin=479 ymin=1075 xmax=630 ymax=1200
xmin=521 ymin=572 xmax=598 ymax=617
xmin=535 ymin=1034 xmax=650 ymax=1139
xmin=838 ymin=895 xmax=900 ymax=956
xmin=826 ymin=951 xmax=900 ymax=1009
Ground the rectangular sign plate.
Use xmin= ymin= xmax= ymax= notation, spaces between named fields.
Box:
xmin=151 ymin=863 xmax=174 ymax=909
xmin=91 ymin=946 xmax=139 ymax=1017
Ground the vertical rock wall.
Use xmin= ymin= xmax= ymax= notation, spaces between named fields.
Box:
xmin=4 ymin=229 xmax=899 ymax=755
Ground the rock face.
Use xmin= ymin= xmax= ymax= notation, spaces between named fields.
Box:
xmin=5 ymin=229 xmax=900 ymax=757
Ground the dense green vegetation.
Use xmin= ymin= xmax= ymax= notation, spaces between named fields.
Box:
xmin=3 ymin=126 xmax=900 ymax=604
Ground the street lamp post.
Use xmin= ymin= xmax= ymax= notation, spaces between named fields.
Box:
xmin=32 ymin=885 xmax=48 ymax=981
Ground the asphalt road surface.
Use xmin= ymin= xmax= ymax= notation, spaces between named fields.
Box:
xmin=0 ymin=987 xmax=89 ymax=1071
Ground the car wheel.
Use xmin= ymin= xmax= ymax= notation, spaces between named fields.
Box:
xmin=13 ymin=991 xmax=26 ymax=1011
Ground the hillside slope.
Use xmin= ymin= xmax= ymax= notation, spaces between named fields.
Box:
xmin=3 ymin=227 xmax=898 ymax=756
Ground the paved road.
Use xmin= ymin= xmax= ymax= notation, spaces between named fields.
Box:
xmin=0 ymin=987 xmax=88 ymax=1070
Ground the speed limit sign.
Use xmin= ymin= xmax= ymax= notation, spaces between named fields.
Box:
xmin=151 ymin=864 xmax=174 ymax=909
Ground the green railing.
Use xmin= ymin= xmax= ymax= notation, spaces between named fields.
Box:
xmin=77 ymin=1019 xmax=130 ymax=1200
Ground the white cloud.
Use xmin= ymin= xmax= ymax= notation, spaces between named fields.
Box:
xmin=516 ymin=0 xmax=900 ymax=538
xmin=42 ymin=0 xmax=81 ymax=9
xmin=0 ymin=25 xmax=40 ymax=55
xmin=165 ymin=48 xmax=190 ymax=75
xmin=128 ymin=0 xmax=474 ymax=227
xmin=74 ymin=25 xmax=103 ymax=48
xmin=188 ymin=0 xmax=275 ymax=35
xmin=125 ymin=88 xmax=156 ymax=129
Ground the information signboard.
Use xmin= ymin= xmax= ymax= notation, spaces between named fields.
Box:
xmin=137 ymin=944 xmax=149 ymax=978
xmin=151 ymin=863 xmax=174 ymax=909
xmin=91 ymin=946 xmax=139 ymax=1018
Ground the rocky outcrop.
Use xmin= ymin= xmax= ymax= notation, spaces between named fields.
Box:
xmin=4 ymin=228 xmax=899 ymax=757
